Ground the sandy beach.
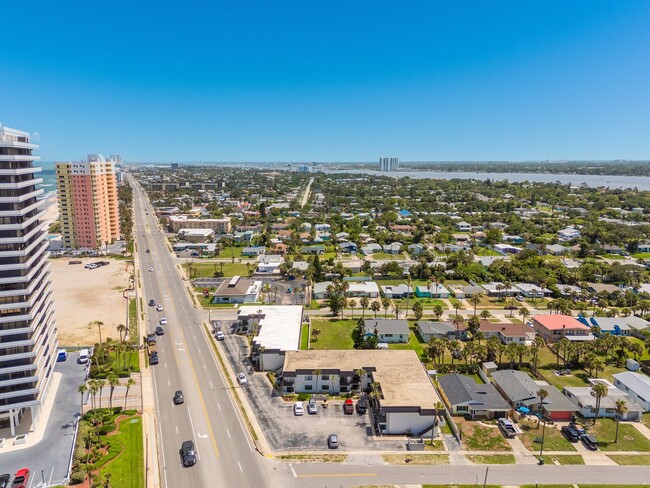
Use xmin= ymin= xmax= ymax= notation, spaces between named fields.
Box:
xmin=49 ymin=257 xmax=132 ymax=346
xmin=41 ymin=194 xmax=59 ymax=227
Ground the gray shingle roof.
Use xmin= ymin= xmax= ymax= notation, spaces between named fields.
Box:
xmin=438 ymin=374 xmax=510 ymax=411
xmin=491 ymin=370 xmax=577 ymax=412
xmin=364 ymin=319 xmax=409 ymax=335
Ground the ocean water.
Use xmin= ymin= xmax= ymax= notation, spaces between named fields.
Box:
xmin=39 ymin=169 xmax=56 ymax=197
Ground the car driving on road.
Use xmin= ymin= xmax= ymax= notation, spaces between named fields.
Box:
xmin=159 ymin=317 xmax=168 ymax=325
xmin=156 ymin=304 xmax=164 ymax=312
xmin=180 ymin=440 xmax=196 ymax=467
xmin=237 ymin=372 xmax=248 ymax=385
xmin=0 ymin=473 xmax=10 ymax=488
xmin=155 ymin=326 xmax=164 ymax=336
xmin=174 ymin=390 xmax=184 ymax=405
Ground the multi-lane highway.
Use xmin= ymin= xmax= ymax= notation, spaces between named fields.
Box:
xmin=131 ymin=176 xmax=284 ymax=487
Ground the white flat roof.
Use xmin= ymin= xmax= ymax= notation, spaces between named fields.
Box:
xmin=242 ymin=305 xmax=303 ymax=352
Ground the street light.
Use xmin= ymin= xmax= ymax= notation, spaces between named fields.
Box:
xmin=539 ymin=414 xmax=547 ymax=461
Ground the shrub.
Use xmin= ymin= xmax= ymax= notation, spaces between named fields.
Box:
xmin=123 ymin=409 xmax=138 ymax=416
xmin=69 ymin=470 xmax=86 ymax=485
xmin=98 ymin=422 xmax=116 ymax=435
xmin=296 ymin=393 xmax=310 ymax=401
xmin=112 ymin=406 xmax=123 ymax=414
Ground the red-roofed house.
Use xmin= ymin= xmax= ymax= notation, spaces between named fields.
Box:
xmin=532 ymin=314 xmax=591 ymax=342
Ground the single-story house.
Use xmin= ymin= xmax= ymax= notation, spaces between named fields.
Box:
xmin=339 ymin=241 xmax=357 ymax=253
xmin=439 ymin=373 xmax=510 ymax=419
xmin=407 ymin=244 xmax=424 ymax=256
xmin=361 ymin=243 xmax=383 ymax=255
xmin=382 ymin=242 xmax=403 ymax=254
xmin=481 ymin=282 xmax=519 ymax=297
xmin=292 ymin=261 xmax=309 ymax=273
xmin=450 ymin=285 xmax=485 ymax=300
xmin=415 ymin=284 xmax=450 ymax=299
xmin=237 ymin=305 xmax=303 ymax=371
xmin=241 ymin=246 xmax=266 ymax=257
xmin=381 ymin=284 xmax=413 ymax=299
xmin=256 ymin=254 xmax=283 ymax=274
xmin=586 ymin=283 xmax=621 ymax=294
xmin=613 ymin=372 xmax=650 ymax=411
xmin=281 ymin=349 xmax=442 ymax=435
xmin=494 ymin=243 xmax=522 ymax=255
xmin=177 ymin=228 xmax=214 ymax=243
xmin=417 ymin=321 xmax=456 ymax=341
xmin=336 ymin=232 xmax=350 ymax=240
xmin=302 ymin=245 xmax=325 ymax=255
xmin=546 ymin=244 xmax=570 ymax=256
xmin=452 ymin=233 xmax=471 ymax=243
xmin=347 ymin=281 xmax=380 ymax=298
xmin=212 ymin=276 xmax=261 ymax=304
xmin=532 ymin=314 xmax=592 ymax=342
xmin=585 ymin=316 xmax=632 ymax=336
xmin=563 ymin=383 xmax=643 ymax=420
xmin=458 ymin=321 xmax=535 ymax=345
xmin=364 ymin=319 xmax=410 ymax=343
xmin=557 ymin=284 xmax=583 ymax=297
xmin=341 ymin=261 xmax=362 ymax=273
xmin=312 ymin=281 xmax=333 ymax=299
xmin=515 ymin=283 xmax=552 ymax=298
xmin=490 ymin=369 xmax=578 ymax=421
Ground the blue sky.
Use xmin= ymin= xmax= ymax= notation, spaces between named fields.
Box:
xmin=2 ymin=1 xmax=649 ymax=162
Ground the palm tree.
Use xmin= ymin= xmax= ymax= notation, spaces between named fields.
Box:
xmin=313 ymin=369 xmax=323 ymax=392
xmin=590 ymin=383 xmax=609 ymax=425
xmin=480 ymin=309 xmax=490 ymax=320
xmin=108 ymin=374 xmax=120 ymax=409
xmin=614 ymin=399 xmax=628 ymax=443
xmin=96 ymin=379 xmax=106 ymax=409
xmin=78 ymin=384 xmax=87 ymax=414
xmin=519 ymin=307 xmax=530 ymax=322
xmin=370 ymin=301 xmax=381 ymax=318
xmin=537 ymin=389 xmax=549 ymax=428
xmin=124 ymin=378 xmax=136 ymax=409
xmin=116 ymin=323 xmax=127 ymax=343
xmin=360 ymin=297 xmax=369 ymax=319
xmin=433 ymin=304 xmax=444 ymax=320
xmin=89 ymin=320 xmax=104 ymax=346
xmin=381 ymin=298 xmax=391 ymax=318
xmin=469 ymin=294 xmax=481 ymax=316
xmin=349 ymin=299 xmax=357 ymax=317
xmin=432 ymin=401 xmax=444 ymax=442
xmin=405 ymin=276 xmax=412 ymax=318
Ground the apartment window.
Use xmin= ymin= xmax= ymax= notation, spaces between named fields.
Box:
xmin=457 ymin=405 xmax=468 ymax=412
xmin=304 ymin=385 xmax=312 ymax=391
xmin=305 ymin=375 xmax=312 ymax=381
xmin=321 ymin=375 xmax=328 ymax=381
xmin=321 ymin=385 xmax=329 ymax=390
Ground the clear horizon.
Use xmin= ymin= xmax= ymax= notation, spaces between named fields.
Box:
xmin=2 ymin=1 xmax=650 ymax=162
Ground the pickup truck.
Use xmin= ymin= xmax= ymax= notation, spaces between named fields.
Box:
xmin=497 ymin=418 xmax=517 ymax=438
xmin=147 ymin=343 xmax=159 ymax=365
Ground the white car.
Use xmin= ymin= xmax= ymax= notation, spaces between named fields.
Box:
xmin=148 ymin=267 xmax=154 ymax=272
xmin=159 ymin=317 xmax=168 ymax=326
xmin=294 ymin=401 xmax=304 ymax=416
xmin=156 ymin=305 xmax=164 ymax=312
xmin=216 ymin=331 xmax=225 ymax=341
xmin=237 ymin=372 xmax=247 ymax=385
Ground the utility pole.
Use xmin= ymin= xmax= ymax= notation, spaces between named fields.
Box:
xmin=539 ymin=415 xmax=547 ymax=460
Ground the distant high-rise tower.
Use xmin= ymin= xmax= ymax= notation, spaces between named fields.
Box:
xmin=56 ymin=155 xmax=120 ymax=249
xmin=171 ymin=162 xmax=179 ymax=170
xmin=0 ymin=124 xmax=58 ymax=435
xmin=379 ymin=157 xmax=399 ymax=171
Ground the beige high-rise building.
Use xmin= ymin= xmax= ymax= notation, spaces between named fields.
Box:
xmin=56 ymin=155 xmax=120 ymax=249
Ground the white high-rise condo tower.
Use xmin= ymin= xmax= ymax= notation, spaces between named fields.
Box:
xmin=0 ymin=124 xmax=57 ymax=435
xmin=378 ymin=157 xmax=399 ymax=171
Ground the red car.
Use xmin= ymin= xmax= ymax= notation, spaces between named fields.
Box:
xmin=11 ymin=469 xmax=29 ymax=488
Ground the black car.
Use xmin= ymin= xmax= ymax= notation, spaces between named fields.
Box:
xmin=149 ymin=353 xmax=159 ymax=365
xmin=180 ymin=440 xmax=197 ymax=467
xmin=0 ymin=473 xmax=10 ymax=488
xmin=356 ymin=397 xmax=368 ymax=414
xmin=146 ymin=249 xmax=150 ymax=253
xmin=561 ymin=425 xmax=581 ymax=442
xmin=149 ymin=299 xmax=156 ymax=306
xmin=146 ymin=334 xmax=157 ymax=345
xmin=582 ymin=434 xmax=599 ymax=451
xmin=174 ymin=390 xmax=184 ymax=405
xmin=155 ymin=326 xmax=165 ymax=336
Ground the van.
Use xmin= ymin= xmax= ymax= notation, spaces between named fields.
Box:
xmin=57 ymin=349 xmax=68 ymax=362
xmin=78 ymin=349 xmax=90 ymax=364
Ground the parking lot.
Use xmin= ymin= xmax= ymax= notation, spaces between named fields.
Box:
xmin=217 ymin=328 xmax=406 ymax=452
xmin=0 ymin=351 xmax=87 ymax=486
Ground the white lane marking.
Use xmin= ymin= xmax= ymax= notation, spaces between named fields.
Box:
xmin=164 ymin=363 xmax=167 ymax=369
xmin=167 ymin=379 xmax=170 ymax=386
xmin=238 ymin=461 xmax=243 ymax=472
xmin=210 ymin=381 xmax=214 ymax=389
xmin=176 ymin=425 xmax=178 ymax=435
xmin=48 ymin=466 xmax=55 ymax=484
xmin=226 ymin=429 xmax=231 ymax=438
xmin=203 ymin=363 xmax=207 ymax=371
xmin=289 ymin=463 xmax=297 ymax=477
xmin=187 ymin=406 xmax=200 ymax=460
xmin=193 ymin=334 xmax=197 ymax=340
xmin=217 ymin=403 xmax=222 ymax=411
xmin=198 ymin=348 xmax=201 ymax=354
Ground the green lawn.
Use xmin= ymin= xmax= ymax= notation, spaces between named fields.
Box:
xmin=457 ymin=419 xmax=512 ymax=451
xmin=372 ymin=252 xmax=406 ymax=260
xmin=632 ymin=252 xmax=650 ymax=259
xmin=466 ymin=454 xmax=516 ymax=464
xmin=643 ymin=413 xmax=650 ymax=431
xmin=628 ymin=337 xmax=650 ymax=361
xmin=394 ymin=297 xmax=446 ymax=309
xmin=518 ymin=419 xmax=577 ymax=452
xmin=584 ymin=419 xmax=650 ymax=451
xmin=187 ymin=262 xmax=252 ymax=278
xmin=608 ymin=454 xmax=650 ymax=465
xmin=474 ymin=247 xmax=501 ymax=256
xmin=539 ymin=454 xmax=584 ymax=465
xmin=300 ymin=323 xmax=310 ymax=350
xmin=100 ymin=415 xmax=144 ymax=488
xmin=220 ymin=246 xmax=244 ymax=259
xmin=387 ymin=326 xmax=427 ymax=360
xmin=308 ymin=319 xmax=356 ymax=349
xmin=128 ymin=299 xmax=138 ymax=339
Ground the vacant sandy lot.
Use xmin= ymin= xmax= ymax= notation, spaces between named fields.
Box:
xmin=49 ymin=258 xmax=131 ymax=346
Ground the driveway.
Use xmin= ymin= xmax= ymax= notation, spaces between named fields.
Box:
xmin=0 ymin=352 xmax=87 ymax=486
xmin=218 ymin=331 xmax=406 ymax=452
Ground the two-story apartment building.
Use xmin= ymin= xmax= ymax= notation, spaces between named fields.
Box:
xmin=532 ymin=314 xmax=592 ymax=342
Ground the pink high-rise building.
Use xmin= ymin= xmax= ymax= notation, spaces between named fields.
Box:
xmin=56 ymin=155 xmax=120 ymax=249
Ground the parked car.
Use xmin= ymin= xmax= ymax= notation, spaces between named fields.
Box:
xmin=515 ymin=295 xmax=525 ymax=302
xmin=156 ymin=305 xmax=164 ymax=312
xmin=155 ymin=326 xmax=165 ymax=336
xmin=237 ymin=372 xmax=247 ymax=385
xmin=356 ymin=397 xmax=368 ymax=414
xmin=146 ymin=249 xmax=150 ymax=253
xmin=582 ymin=434 xmax=598 ymax=451
xmin=294 ymin=401 xmax=304 ymax=416
xmin=180 ymin=440 xmax=196 ymax=467
xmin=327 ymin=434 xmax=339 ymax=449
xmin=0 ymin=473 xmax=10 ymax=488
xmin=343 ymin=398 xmax=354 ymax=414
xmin=11 ymin=469 xmax=29 ymax=488
xmin=160 ymin=317 xmax=168 ymax=326
xmin=216 ymin=331 xmax=225 ymax=341
xmin=561 ymin=425 xmax=581 ymax=442
xmin=497 ymin=418 xmax=517 ymax=438
xmin=149 ymin=299 xmax=156 ymax=306
xmin=174 ymin=390 xmax=184 ymax=405
xmin=146 ymin=334 xmax=157 ymax=345
xmin=68 ymin=260 xmax=82 ymax=265
xmin=307 ymin=397 xmax=317 ymax=414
